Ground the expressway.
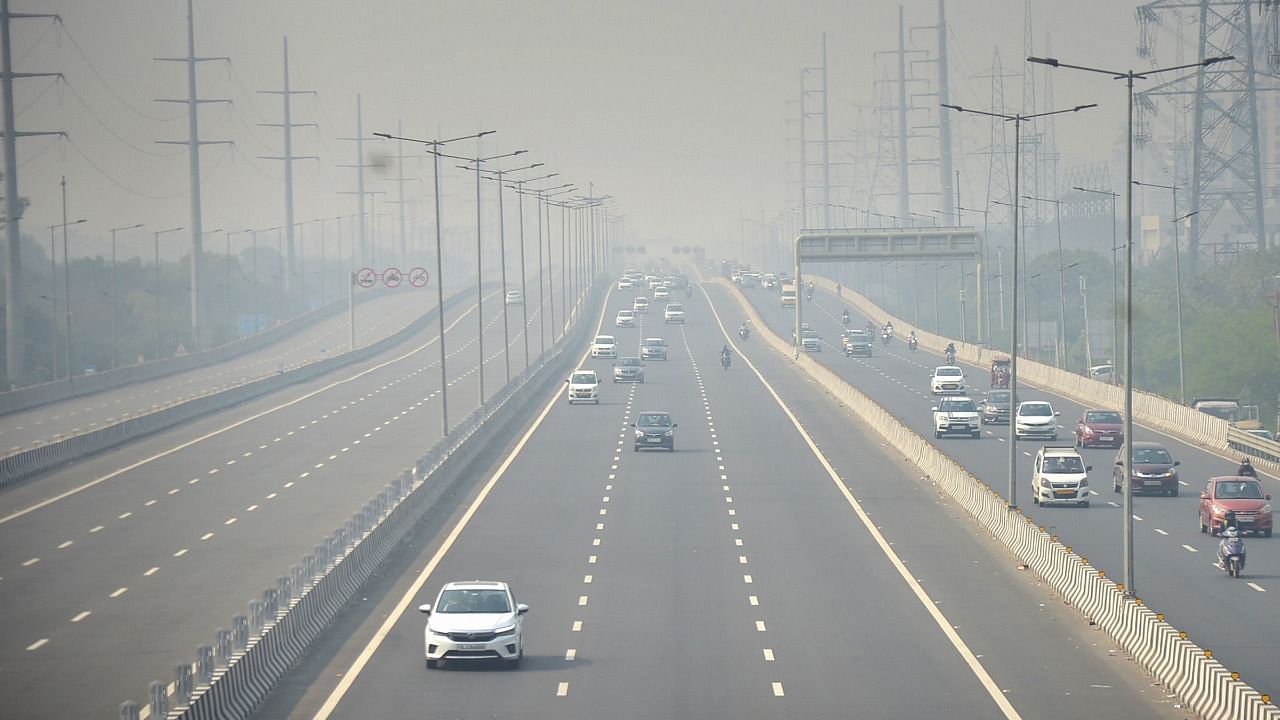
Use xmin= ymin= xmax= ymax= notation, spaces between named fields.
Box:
xmin=0 ymin=289 xmax=435 ymax=453
xmin=737 ymin=277 xmax=1280 ymax=698
xmin=0 ymin=270 xmax=570 ymax=720
xmin=257 ymin=281 xmax=1185 ymax=720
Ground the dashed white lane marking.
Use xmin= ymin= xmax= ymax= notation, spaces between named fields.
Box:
xmin=144 ymin=567 xmax=159 ymax=576
xmin=738 ymin=555 xmax=749 ymax=565
xmin=1182 ymin=545 xmax=1198 ymax=553
xmin=565 ymin=649 xmax=577 ymax=661
xmin=224 ymin=517 xmax=238 ymax=526
xmin=118 ymin=512 xmax=132 ymax=520
xmin=578 ymin=596 xmax=589 ymax=606
xmin=109 ymin=587 xmax=128 ymax=598
xmin=572 ymin=621 xmax=583 ymax=632
xmin=22 ymin=558 xmax=38 ymax=567
xmin=70 ymin=611 xmax=91 ymax=623
xmin=743 ymin=574 xmax=753 ymax=584
xmin=556 ymin=682 xmax=569 ymax=697
xmin=1132 ymin=514 xmax=1144 ymax=521
xmin=749 ymin=595 xmax=759 ymax=606
xmin=772 ymin=682 xmax=785 ymax=697
xmin=763 ymin=648 xmax=775 ymax=661
xmin=755 ymin=620 xmax=767 ymax=632
xmin=57 ymin=541 xmax=73 ymax=549
xmin=583 ymin=575 xmax=593 ymax=584
xmin=26 ymin=639 xmax=48 ymax=651
xmin=588 ymin=555 xmax=597 ymax=564
xmin=174 ymin=549 xmax=189 ymax=557
xmin=1247 ymin=582 xmax=1267 ymax=592
xmin=201 ymin=533 xmax=214 ymax=541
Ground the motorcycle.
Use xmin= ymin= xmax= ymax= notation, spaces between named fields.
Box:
xmin=738 ymin=326 xmax=750 ymax=341
xmin=907 ymin=337 xmax=918 ymax=352
xmin=842 ymin=312 xmax=851 ymax=327
xmin=881 ymin=330 xmax=891 ymax=346
xmin=721 ymin=352 xmax=732 ymax=370
xmin=945 ymin=350 xmax=956 ymax=365
xmin=1219 ymin=535 xmax=1246 ymax=578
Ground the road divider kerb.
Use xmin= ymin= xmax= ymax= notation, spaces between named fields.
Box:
xmin=710 ymin=275 xmax=1278 ymax=720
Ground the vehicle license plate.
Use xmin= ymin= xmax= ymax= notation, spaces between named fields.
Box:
xmin=1144 ymin=480 xmax=1162 ymax=487
xmin=1236 ymin=516 xmax=1253 ymax=524
xmin=1099 ymin=436 xmax=1113 ymax=441
xmin=1055 ymin=489 xmax=1075 ymax=497
xmin=457 ymin=644 xmax=485 ymax=650
xmin=648 ymin=437 xmax=662 ymax=443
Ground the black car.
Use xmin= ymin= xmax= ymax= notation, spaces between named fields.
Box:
xmin=979 ymin=389 xmax=1011 ymax=425
xmin=632 ymin=411 xmax=677 ymax=451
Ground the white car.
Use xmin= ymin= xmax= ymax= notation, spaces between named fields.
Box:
xmin=1031 ymin=446 xmax=1091 ymax=507
xmin=929 ymin=366 xmax=966 ymax=395
xmin=591 ymin=335 xmax=617 ymax=359
xmin=504 ymin=290 xmax=524 ymax=305
xmin=654 ymin=286 xmax=670 ymax=301
xmin=663 ymin=303 xmax=685 ymax=324
xmin=800 ymin=330 xmax=822 ymax=352
xmin=633 ymin=297 xmax=650 ymax=314
xmin=932 ymin=396 xmax=981 ymax=438
xmin=615 ymin=310 xmax=636 ymax=327
xmin=617 ymin=277 xmax=634 ymax=289
xmin=565 ymin=369 xmax=600 ymax=404
xmin=419 ymin=580 xmax=529 ymax=668
xmin=1015 ymin=401 xmax=1060 ymax=440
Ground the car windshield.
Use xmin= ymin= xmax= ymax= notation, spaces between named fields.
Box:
xmin=667 ymin=304 xmax=683 ymax=311
xmin=1215 ymin=481 xmax=1265 ymax=499
xmin=1132 ymin=448 xmax=1172 ymax=464
xmin=637 ymin=414 xmax=672 ymax=428
xmin=594 ymin=336 xmax=613 ymax=344
xmin=436 ymin=589 xmax=511 ymax=614
xmin=618 ymin=311 xmax=632 ymax=317
xmin=987 ymin=391 xmax=1010 ymax=403
xmin=571 ymin=373 xmax=595 ymax=384
xmin=644 ymin=339 xmax=665 ymax=347
xmin=937 ymin=368 xmax=962 ymax=377
xmin=940 ymin=400 xmax=977 ymax=412
xmin=1086 ymin=411 xmax=1121 ymax=424
xmin=1042 ymin=456 xmax=1085 ymax=474
xmin=1021 ymin=404 xmax=1052 ymax=417
xmin=618 ymin=358 xmax=641 ymax=367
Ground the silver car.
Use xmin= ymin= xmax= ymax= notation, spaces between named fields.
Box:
xmin=419 ymin=581 xmax=528 ymax=669
xmin=613 ymin=357 xmax=645 ymax=383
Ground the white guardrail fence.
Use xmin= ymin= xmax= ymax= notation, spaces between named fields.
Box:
xmin=714 ymin=276 xmax=1278 ymax=720
xmin=115 ymin=279 xmax=607 ymax=720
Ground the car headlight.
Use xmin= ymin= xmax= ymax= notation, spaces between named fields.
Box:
xmin=1080 ymin=479 xmax=1089 ymax=487
xmin=1041 ymin=478 xmax=1053 ymax=487
xmin=664 ymin=429 xmax=674 ymax=436
xmin=493 ymin=624 xmax=517 ymax=636
xmin=634 ymin=430 xmax=644 ymax=438
xmin=1213 ymin=504 xmax=1225 ymax=515
xmin=1262 ymin=504 xmax=1272 ymax=513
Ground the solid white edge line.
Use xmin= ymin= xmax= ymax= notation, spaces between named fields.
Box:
xmin=699 ymin=283 xmax=1022 ymax=720
xmin=311 ymin=285 xmax=612 ymax=720
xmin=0 ymin=291 xmax=501 ymax=527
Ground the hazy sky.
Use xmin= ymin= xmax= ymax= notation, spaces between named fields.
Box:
xmin=8 ymin=0 xmax=1179 ymax=262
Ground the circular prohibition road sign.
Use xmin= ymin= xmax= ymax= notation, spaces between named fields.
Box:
xmin=382 ymin=267 xmax=403 ymax=288
xmin=355 ymin=267 xmax=377 ymax=288
xmin=408 ymin=267 xmax=430 ymax=287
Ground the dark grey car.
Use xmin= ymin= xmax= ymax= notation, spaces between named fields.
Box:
xmin=632 ymin=411 xmax=676 ymax=451
xmin=979 ymin=389 xmax=1011 ymax=425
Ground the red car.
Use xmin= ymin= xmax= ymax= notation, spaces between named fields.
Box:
xmin=1198 ymin=476 xmax=1273 ymax=537
xmin=1075 ymin=409 xmax=1124 ymax=448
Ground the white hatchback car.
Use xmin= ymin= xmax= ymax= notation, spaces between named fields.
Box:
xmin=1031 ymin=446 xmax=1091 ymax=507
xmin=1015 ymin=400 xmax=1060 ymax=440
xmin=591 ymin=334 xmax=617 ymax=359
xmin=663 ymin=303 xmax=685 ymax=324
xmin=633 ymin=297 xmax=650 ymax=314
xmin=565 ymin=370 xmax=600 ymax=404
xmin=419 ymin=580 xmax=529 ymax=668
xmin=930 ymin=366 xmax=966 ymax=395
xmin=504 ymin=290 xmax=524 ymax=305
xmin=615 ymin=310 xmax=636 ymax=327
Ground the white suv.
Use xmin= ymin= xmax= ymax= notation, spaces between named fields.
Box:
xmin=591 ymin=335 xmax=617 ymax=359
xmin=930 ymin=366 xmax=966 ymax=395
xmin=1031 ymin=446 xmax=1091 ymax=507
xmin=615 ymin=310 xmax=636 ymax=328
xmin=932 ymin=396 xmax=981 ymax=438
xmin=419 ymin=580 xmax=529 ymax=669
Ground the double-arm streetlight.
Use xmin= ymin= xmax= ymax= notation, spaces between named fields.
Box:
xmin=1030 ymin=52 xmax=1232 ymax=598
xmin=373 ymin=129 xmax=495 ymax=435
xmin=1072 ymin=185 xmax=1121 ymax=382
xmin=942 ymin=100 xmax=1097 ymax=512
xmin=109 ymin=223 xmax=144 ymax=369
xmin=48 ymin=218 xmax=87 ymax=379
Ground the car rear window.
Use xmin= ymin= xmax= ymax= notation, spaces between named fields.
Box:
xmin=1087 ymin=411 xmax=1121 ymax=423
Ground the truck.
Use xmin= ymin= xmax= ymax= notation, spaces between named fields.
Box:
xmin=1192 ymin=398 xmax=1262 ymax=431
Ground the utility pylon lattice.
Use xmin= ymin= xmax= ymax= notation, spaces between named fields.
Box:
xmin=1138 ymin=0 xmax=1278 ymax=259
xmin=977 ymin=48 xmax=1017 ymax=230
xmin=908 ymin=0 xmax=957 ymax=222
xmin=337 ymin=94 xmax=379 ymax=266
xmin=1020 ymin=0 xmax=1043 ymax=236
xmin=155 ymin=0 xmax=230 ymax=352
xmin=258 ymin=36 xmax=317 ymax=311
xmin=2 ymin=0 xmax=63 ymax=386
xmin=872 ymin=5 xmax=929 ymax=220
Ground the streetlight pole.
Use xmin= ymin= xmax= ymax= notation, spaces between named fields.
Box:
xmin=1073 ymin=185 xmax=1120 ymax=382
xmin=1031 ymin=51 xmax=1232 ymax=598
xmin=153 ymin=227 xmax=184 ymax=361
xmin=507 ymin=172 xmax=558 ymax=366
xmin=109 ymin=223 xmax=143 ymax=369
xmin=48 ymin=217 xmax=86 ymax=380
xmin=374 ymin=129 xmax=496 ymax=435
xmin=943 ymin=100 xmax=1097 ymax=512
xmin=1134 ymin=178 xmax=1194 ymax=404
xmin=1024 ymin=195 xmax=1068 ymax=369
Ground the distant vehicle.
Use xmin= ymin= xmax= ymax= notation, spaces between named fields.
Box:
xmin=565 ymin=370 xmax=600 ymax=404
xmin=591 ymin=335 xmax=617 ymax=359
xmin=1199 ymin=476 xmax=1272 ymax=537
xmin=800 ymin=329 xmax=822 ymax=352
xmin=929 ymin=366 xmax=966 ymax=396
xmin=612 ymin=357 xmax=645 ymax=383
xmin=615 ymin=310 xmax=636 ymax=328
xmin=641 ymin=337 xmax=668 ymax=361
xmin=633 ymin=297 xmax=650 ymax=314
xmin=1192 ymin=398 xmax=1263 ymax=433
xmin=504 ymin=290 xmax=524 ymax=305
xmin=932 ymin=396 xmax=981 ymax=438
xmin=780 ymin=285 xmax=797 ymax=307
xmin=1113 ymin=441 xmax=1180 ymax=496
xmin=419 ymin=580 xmax=528 ymax=669
xmin=1243 ymin=428 xmax=1276 ymax=441
xmin=1088 ymin=363 xmax=1114 ymax=381
xmin=762 ymin=273 xmax=778 ymax=288
xmin=979 ymin=389 xmax=1012 ymax=425
xmin=1074 ymin=409 xmax=1123 ymax=448
xmin=1015 ymin=400 xmax=1060 ymax=440
xmin=632 ymin=411 xmax=677 ymax=451
xmin=617 ymin=277 xmax=634 ymax=289
xmin=842 ymin=329 xmax=873 ymax=357
xmin=1031 ymin=446 xmax=1091 ymax=508
xmin=654 ymin=286 xmax=670 ymax=301
xmin=663 ymin=303 xmax=685 ymax=324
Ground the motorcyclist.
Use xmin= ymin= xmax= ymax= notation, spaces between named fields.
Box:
xmin=907 ymin=331 xmax=918 ymax=349
xmin=841 ymin=309 xmax=851 ymax=326
xmin=1238 ymin=457 xmax=1257 ymax=478
xmin=1218 ymin=526 xmax=1246 ymax=569
xmin=720 ymin=345 xmax=732 ymax=369
xmin=738 ymin=322 xmax=750 ymax=340
xmin=945 ymin=342 xmax=957 ymax=364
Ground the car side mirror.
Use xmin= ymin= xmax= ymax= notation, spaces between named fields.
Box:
xmin=1115 ymin=460 xmax=1123 ymax=466
xmin=1054 ymin=411 xmax=1061 ymax=416
xmin=931 ymin=407 xmax=939 ymax=412
xmin=1086 ymin=465 xmax=1093 ymax=472
xmin=1173 ymin=460 xmax=1180 ymax=466
xmin=1267 ymin=494 xmax=1273 ymax=501
xmin=672 ymin=423 xmax=679 ymax=428
xmin=629 ymin=423 xmax=636 ymax=427
xmin=517 ymin=604 xmax=530 ymax=615
xmin=418 ymin=603 xmax=432 ymax=614
xmin=1200 ymin=492 xmax=1210 ymax=500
